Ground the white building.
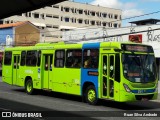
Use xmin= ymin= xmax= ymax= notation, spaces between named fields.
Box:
xmin=0 ymin=1 xmax=122 ymax=42
xmin=62 ymin=19 xmax=160 ymax=80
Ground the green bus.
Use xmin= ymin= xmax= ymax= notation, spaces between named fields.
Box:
xmin=2 ymin=41 xmax=158 ymax=105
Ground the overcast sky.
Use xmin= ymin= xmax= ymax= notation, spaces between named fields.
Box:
xmin=73 ymin=0 xmax=160 ymax=26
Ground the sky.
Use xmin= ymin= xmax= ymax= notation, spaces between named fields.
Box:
xmin=73 ymin=0 xmax=160 ymax=26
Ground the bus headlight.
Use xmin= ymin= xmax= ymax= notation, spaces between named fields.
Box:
xmin=123 ymin=84 xmax=131 ymax=93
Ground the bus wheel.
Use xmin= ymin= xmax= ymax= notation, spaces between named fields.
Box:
xmin=85 ymin=85 xmax=98 ymax=105
xmin=25 ymin=79 xmax=34 ymax=95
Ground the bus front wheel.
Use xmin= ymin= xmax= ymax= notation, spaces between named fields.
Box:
xmin=85 ymin=85 xmax=98 ymax=105
xmin=25 ymin=79 xmax=34 ymax=95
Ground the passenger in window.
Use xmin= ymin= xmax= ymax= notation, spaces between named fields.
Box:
xmin=84 ymin=58 xmax=91 ymax=68
xmin=71 ymin=59 xmax=80 ymax=68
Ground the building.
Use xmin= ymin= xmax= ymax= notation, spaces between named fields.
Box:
xmin=0 ymin=21 xmax=40 ymax=50
xmin=62 ymin=19 xmax=160 ymax=81
xmin=0 ymin=1 xmax=122 ymax=42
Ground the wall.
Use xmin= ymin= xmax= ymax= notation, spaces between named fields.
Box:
xmin=15 ymin=23 xmax=40 ymax=46
xmin=0 ymin=27 xmax=13 ymax=50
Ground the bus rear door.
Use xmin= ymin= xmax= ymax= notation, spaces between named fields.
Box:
xmin=42 ymin=54 xmax=53 ymax=90
xmin=13 ymin=55 xmax=20 ymax=85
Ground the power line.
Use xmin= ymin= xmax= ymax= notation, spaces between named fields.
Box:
xmin=64 ymin=27 xmax=160 ymax=42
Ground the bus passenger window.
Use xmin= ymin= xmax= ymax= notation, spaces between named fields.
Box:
xmin=66 ymin=49 xmax=82 ymax=68
xmin=83 ymin=49 xmax=99 ymax=69
xmin=54 ymin=50 xmax=65 ymax=68
xmin=4 ymin=51 xmax=12 ymax=65
xmin=37 ymin=51 xmax=41 ymax=66
xmin=20 ymin=51 xmax=26 ymax=66
xmin=26 ymin=51 xmax=37 ymax=66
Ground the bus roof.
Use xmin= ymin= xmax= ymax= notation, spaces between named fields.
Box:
xmin=4 ymin=41 xmax=152 ymax=51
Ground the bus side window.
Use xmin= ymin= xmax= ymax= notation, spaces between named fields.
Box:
xmin=54 ymin=50 xmax=65 ymax=68
xmin=4 ymin=51 xmax=12 ymax=65
xmin=26 ymin=51 xmax=37 ymax=66
xmin=66 ymin=49 xmax=82 ymax=68
xmin=37 ymin=51 xmax=41 ymax=66
xmin=83 ymin=49 xmax=99 ymax=69
xmin=20 ymin=51 xmax=26 ymax=66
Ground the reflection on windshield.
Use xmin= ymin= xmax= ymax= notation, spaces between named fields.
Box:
xmin=122 ymin=54 xmax=156 ymax=83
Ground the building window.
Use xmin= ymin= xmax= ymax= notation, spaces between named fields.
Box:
xmin=91 ymin=21 xmax=95 ymax=25
xmin=66 ymin=49 xmax=82 ymax=68
xmin=78 ymin=19 xmax=83 ymax=24
xmin=114 ymin=23 xmax=118 ymax=28
xmin=103 ymin=13 xmax=107 ymax=18
xmin=64 ymin=7 xmax=70 ymax=12
xmin=29 ymin=12 xmax=31 ymax=17
xmin=114 ymin=15 xmax=118 ymax=19
xmin=61 ymin=17 xmax=63 ymax=21
xmin=65 ymin=17 xmax=70 ymax=22
xmin=102 ymin=22 xmax=107 ymax=27
xmin=71 ymin=18 xmax=74 ymax=23
xmin=46 ymin=24 xmax=52 ymax=28
xmin=33 ymin=13 xmax=39 ymax=18
xmin=46 ymin=14 xmax=52 ymax=18
xmin=90 ymin=11 xmax=95 ymax=16
xmin=54 ymin=50 xmax=65 ymax=68
xmin=79 ymin=9 xmax=83 ymax=14
xmin=61 ymin=6 xmax=63 ymax=11
xmin=108 ymin=14 xmax=111 ymax=18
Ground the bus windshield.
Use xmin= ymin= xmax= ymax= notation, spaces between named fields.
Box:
xmin=122 ymin=54 xmax=156 ymax=83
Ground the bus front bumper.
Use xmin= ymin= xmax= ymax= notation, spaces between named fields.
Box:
xmin=119 ymin=91 xmax=158 ymax=102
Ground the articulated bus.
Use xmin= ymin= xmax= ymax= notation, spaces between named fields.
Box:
xmin=2 ymin=41 xmax=158 ymax=105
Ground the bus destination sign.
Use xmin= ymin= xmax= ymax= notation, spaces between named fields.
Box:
xmin=121 ymin=44 xmax=153 ymax=53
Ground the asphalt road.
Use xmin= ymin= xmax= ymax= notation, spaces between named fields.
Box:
xmin=0 ymin=77 xmax=160 ymax=120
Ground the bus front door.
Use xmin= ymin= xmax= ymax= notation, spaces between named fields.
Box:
xmin=13 ymin=55 xmax=20 ymax=85
xmin=102 ymin=54 xmax=115 ymax=99
xmin=42 ymin=54 xmax=53 ymax=89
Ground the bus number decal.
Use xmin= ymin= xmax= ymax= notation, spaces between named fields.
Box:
xmin=25 ymin=70 xmax=33 ymax=74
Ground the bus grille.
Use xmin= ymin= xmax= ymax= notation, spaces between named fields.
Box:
xmin=135 ymin=94 xmax=154 ymax=100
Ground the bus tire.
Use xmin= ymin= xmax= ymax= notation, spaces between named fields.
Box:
xmin=25 ymin=79 xmax=34 ymax=95
xmin=85 ymin=85 xmax=98 ymax=105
